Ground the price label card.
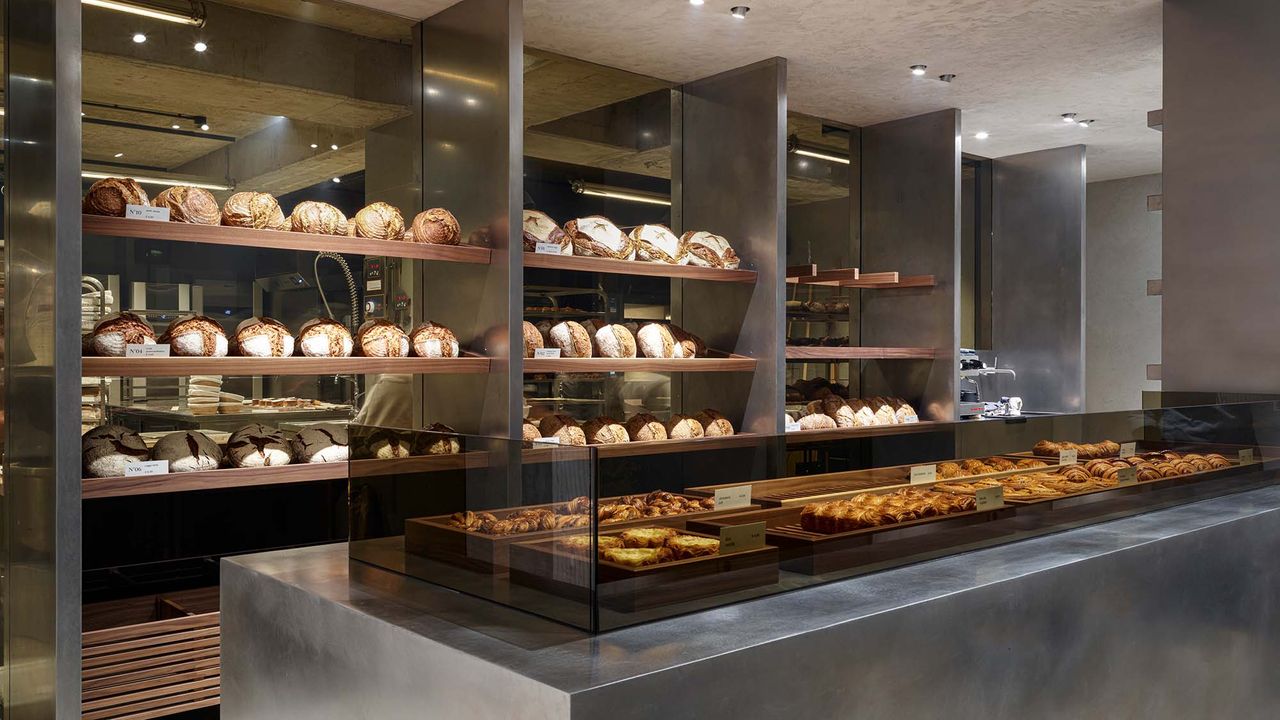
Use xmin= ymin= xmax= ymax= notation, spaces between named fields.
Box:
xmin=1239 ymin=448 xmax=1256 ymax=463
xmin=125 ymin=343 xmax=170 ymax=357
xmin=532 ymin=436 xmax=561 ymax=445
xmin=713 ymin=484 xmax=752 ymax=510
xmin=719 ymin=522 xmax=766 ymax=554
xmin=124 ymin=460 xmax=169 ymax=477
xmin=535 ymin=242 xmax=564 ymax=255
xmin=974 ymin=485 xmax=1004 ymax=511
xmin=125 ymin=204 xmax=170 ymax=221
xmin=784 ymin=417 xmax=801 ymax=433
xmin=1116 ymin=466 xmax=1137 ymax=486
xmin=909 ymin=464 xmax=937 ymax=484
xmin=533 ymin=347 xmax=562 ymax=359
xmin=1058 ymin=448 xmax=1078 ymax=465
xmin=366 ymin=279 xmax=383 ymax=292
xmin=1119 ymin=442 xmax=1137 ymax=458
xmin=902 ymin=415 xmax=919 ymax=424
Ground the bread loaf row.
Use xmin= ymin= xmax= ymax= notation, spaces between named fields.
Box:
xmin=81 ymin=423 xmax=349 ymax=477
xmin=521 ymin=319 xmax=707 ymax=359
xmin=523 ymin=211 xmax=740 ymax=269
xmin=83 ymin=178 xmax=463 ymax=244
xmin=524 ymin=410 xmax=734 ymax=446
xmin=87 ymin=312 xmax=460 ymax=359
xmin=788 ymin=396 xmax=919 ymax=430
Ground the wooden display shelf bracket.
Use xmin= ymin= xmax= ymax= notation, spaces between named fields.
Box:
xmin=840 ymin=274 xmax=937 ymax=289
xmin=84 ymin=215 xmax=492 ymax=265
xmin=81 ymin=354 xmax=491 ymax=378
xmin=524 ymin=251 xmax=757 ymax=283
xmin=784 ymin=346 xmax=936 ymax=360
xmin=83 ymin=462 xmax=347 ymax=499
xmin=786 ymin=267 xmax=859 ymax=286
xmin=524 ymin=353 xmax=756 ymax=373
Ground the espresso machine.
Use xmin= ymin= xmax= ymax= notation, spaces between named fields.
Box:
xmin=959 ymin=348 xmax=1019 ymax=418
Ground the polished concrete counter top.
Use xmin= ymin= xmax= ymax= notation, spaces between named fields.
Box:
xmin=224 ymin=484 xmax=1280 ymax=718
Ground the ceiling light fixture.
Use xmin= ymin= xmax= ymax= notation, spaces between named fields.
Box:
xmin=1061 ymin=113 xmax=1077 ymax=123
xmin=730 ymin=5 xmax=749 ymax=19
xmin=310 ymin=143 xmax=318 ymax=149
xmin=330 ymin=144 xmax=339 ymax=151
xmin=82 ymin=0 xmax=206 ymax=27
xmin=464 ymin=96 xmax=478 ymax=106
xmin=910 ymin=64 xmax=927 ymax=76
xmin=171 ymin=123 xmax=180 ymax=129
xmin=793 ymin=148 xmax=851 ymax=165
xmin=974 ymin=131 xmax=989 ymax=140
xmin=193 ymin=41 xmax=207 ymax=52
xmin=131 ymin=32 xmax=147 ymax=43
xmin=332 ymin=177 xmax=341 ymax=183
xmin=199 ymin=122 xmax=210 ymax=131
xmin=689 ymin=0 xmax=704 ymax=5
xmin=426 ymin=87 xmax=440 ymax=96
xmin=82 ymin=170 xmax=230 ymax=191
xmin=939 ymin=74 xmax=956 ymax=83
xmin=571 ymin=180 xmax=671 ymax=207
xmin=1077 ymin=119 xmax=1095 ymax=128
xmin=113 ymin=152 xmax=124 ymax=157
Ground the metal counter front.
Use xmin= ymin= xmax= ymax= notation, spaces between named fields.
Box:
xmin=223 ymin=480 xmax=1280 ymax=719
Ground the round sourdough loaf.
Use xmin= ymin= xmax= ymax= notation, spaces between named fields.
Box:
xmin=636 ymin=323 xmax=676 ymax=359
xmin=549 ymin=321 xmax=592 ymax=357
xmin=353 ymin=202 xmax=405 ymax=240
xmin=564 ymin=216 xmax=634 ymax=259
xmin=356 ymin=319 xmax=409 ymax=358
xmin=235 ymin=317 xmax=294 ymax=357
xmin=593 ymin=323 xmax=637 ymax=358
xmin=624 ymin=413 xmax=667 ymax=442
xmin=664 ymin=414 xmax=704 ymax=440
xmin=693 ymin=409 xmax=734 ymax=436
xmin=522 ymin=209 xmax=569 ymax=253
xmin=152 ymin=430 xmax=223 ymax=472
xmin=538 ymin=414 xmax=586 ymax=446
xmin=297 ymin=317 xmax=353 ymax=358
xmin=83 ymin=177 xmax=149 ymax=216
xmin=161 ymin=315 xmax=228 ymax=357
xmin=583 ymin=417 xmax=630 ymax=444
xmin=291 ymin=423 xmax=349 ymax=463
xmin=522 ymin=321 xmax=544 ymax=358
xmin=290 ymin=201 xmax=348 ymax=235
xmin=82 ymin=425 xmax=151 ymax=477
xmin=630 ymin=224 xmax=686 ymax=264
xmin=226 ymin=423 xmax=292 ymax=467
xmin=222 ymin=191 xmax=288 ymax=230
xmin=91 ymin=312 xmax=156 ymax=357
xmin=409 ymin=208 xmax=460 ymax=245
xmin=409 ymin=322 xmax=459 ymax=358
xmin=153 ymin=186 xmax=220 ymax=225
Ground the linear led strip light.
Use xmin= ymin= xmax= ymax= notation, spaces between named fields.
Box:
xmin=82 ymin=0 xmax=206 ymax=26
xmin=82 ymin=170 xmax=231 ymax=191
xmin=571 ymin=180 xmax=671 ymax=207
xmin=792 ymin=147 xmax=850 ymax=165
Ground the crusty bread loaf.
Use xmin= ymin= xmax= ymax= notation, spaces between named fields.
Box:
xmin=630 ymin=224 xmax=686 ymax=264
xmin=226 ymin=423 xmax=292 ymax=467
xmin=593 ymin=323 xmax=637 ymax=358
xmin=82 ymin=425 xmax=151 ymax=477
xmin=538 ymin=414 xmax=586 ymax=446
xmin=668 ymin=325 xmax=706 ymax=359
xmin=798 ymin=413 xmax=837 ymax=430
xmin=353 ymin=202 xmax=405 ymax=240
xmin=290 ymin=201 xmax=348 ymax=235
xmin=83 ymin=177 xmax=148 ymax=216
xmin=409 ymin=322 xmax=459 ymax=358
xmin=415 ymin=423 xmax=461 ymax=455
xmin=624 ymin=413 xmax=667 ymax=441
xmin=297 ymin=317 xmax=353 ymax=358
xmin=549 ymin=321 xmax=592 ymax=358
xmin=582 ymin=417 xmax=630 ymax=444
xmin=410 ymin=208 xmax=460 ymax=245
xmin=235 ymin=317 xmax=294 ymax=357
xmin=664 ymin=414 xmax=704 ymax=439
xmin=693 ymin=409 xmax=734 ymax=436
xmin=153 ymin=186 xmax=221 ymax=225
xmin=522 ymin=419 xmax=541 ymax=443
xmin=222 ymin=191 xmax=287 ymax=230
xmin=291 ymin=424 xmax=349 ymax=463
xmin=636 ymin=323 xmax=676 ymax=359
xmin=90 ymin=312 xmax=156 ymax=356
xmin=152 ymin=430 xmax=223 ymax=472
xmin=681 ymin=231 xmax=740 ymax=269
xmin=522 ymin=209 xmax=568 ymax=253
xmin=160 ymin=314 xmax=228 ymax=357
xmin=564 ymin=216 xmax=634 ymax=259
xmin=821 ymin=397 xmax=856 ymax=428
xmin=522 ymin=321 xmax=544 ymax=358
xmin=356 ymin=319 xmax=409 ymax=358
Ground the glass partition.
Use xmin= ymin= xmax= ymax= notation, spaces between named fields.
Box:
xmin=350 ymin=401 xmax=1280 ymax=632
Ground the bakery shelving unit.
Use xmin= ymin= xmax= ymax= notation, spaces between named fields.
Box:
xmin=523 ymin=252 xmax=757 ymax=283
xmin=83 ymin=355 xmax=491 ymax=378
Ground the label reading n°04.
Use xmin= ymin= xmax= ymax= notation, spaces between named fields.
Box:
xmin=125 ymin=204 xmax=170 ymax=222
xmin=974 ymin=485 xmax=1004 ymax=511
xmin=126 ymin=343 xmax=170 ymax=358
xmin=713 ymin=484 xmax=752 ymax=510
xmin=124 ymin=460 xmax=169 ymax=477
xmin=1058 ymin=448 xmax=1078 ymax=465
xmin=1119 ymin=442 xmax=1137 ymax=458
xmin=909 ymin=464 xmax=937 ymax=484
xmin=719 ymin=522 xmax=766 ymax=554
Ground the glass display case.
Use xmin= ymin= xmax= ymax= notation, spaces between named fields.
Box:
xmin=349 ymin=400 xmax=1280 ymax=632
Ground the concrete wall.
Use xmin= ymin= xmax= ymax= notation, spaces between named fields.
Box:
xmin=1085 ymin=173 xmax=1162 ymax=411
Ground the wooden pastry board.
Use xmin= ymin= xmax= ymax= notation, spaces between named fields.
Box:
xmin=404 ymin=494 xmax=760 ymax=574
xmin=507 ymin=528 xmax=779 ymax=612
xmin=983 ymin=455 xmax=1262 ymax=509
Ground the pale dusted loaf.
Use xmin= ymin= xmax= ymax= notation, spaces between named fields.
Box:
xmin=593 ymin=324 xmax=637 ymax=358
xmin=549 ymin=321 xmax=592 ymax=358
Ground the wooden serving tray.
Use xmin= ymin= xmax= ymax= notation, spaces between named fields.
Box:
xmin=993 ymin=453 xmax=1261 ymax=508
xmin=687 ymin=500 xmax=1012 ymax=576
xmin=403 ymin=494 xmax=759 ymax=574
xmin=507 ymin=528 xmax=779 ymax=612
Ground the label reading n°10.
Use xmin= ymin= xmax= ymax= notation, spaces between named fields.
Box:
xmin=534 ymin=242 xmax=564 ymax=255
xmin=1239 ymin=448 xmax=1256 ymax=463
xmin=125 ymin=204 xmax=170 ymax=222
xmin=974 ymin=485 xmax=1004 ymax=511
xmin=1116 ymin=466 xmax=1137 ymax=486
xmin=533 ymin=348 xmax=561 ymax=359
xmin=124 ymin=460 xmax=169 ymax=477
xmin=1058 ymin=448 xmax=1078 ymax=465
xmin=909 ymin=464 xmax=937 ymax=484
xmin=713 ymin=484 xmax=752 ymax=510
xmin=719 ymin=522 xmax=766 ymax=554
xmin=125 ymin=343 xmax=170 ymax=357
xmin=1119 ymin=442 xmax=1137 ymax=458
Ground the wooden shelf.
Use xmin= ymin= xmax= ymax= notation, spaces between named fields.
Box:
xmin=523 ymin=251 xmax=756 ymax=283
xmin=783 ymin=420 xmax=948 ymax=445
xmin=82 ymin=355 xmax=491 ymax=377
xmin=83 ymin=462 xmax=346 ymax=499
xmin=349 ymin=452 xmax=489 ymax=477
xmin=521 ymin=433 xmax=764 ymax=461
xmin=84 ymin=215 xmax=492 ymax=264
xmin=787 ymin=267 xmax=859 ymax=286
xmin=785 ymin=346 xmax=936 ymax=360
xmin=524 ymin=354 xmax=756 ymax=373
xmin=841 ymin=274 xmax=936 ymax=289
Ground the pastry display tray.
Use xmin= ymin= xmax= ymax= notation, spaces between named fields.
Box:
xmin=508 ymin=529 xmax=779 ymax=612
xmin=404 ymin=495 xmax=760 ymax=574
xmin=984 ymin=455 xmax=1263 ymax=509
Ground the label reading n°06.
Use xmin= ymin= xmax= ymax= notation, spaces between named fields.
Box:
xmin=1058 ymin=448 xmax=1078 ymax=465
xmin=974 ymin=485 xmax=1004 ymax=511
xmin=713 ymin=484 xmax=752 ymax=510
xmin=124 ymin=460 xmax=169 ymax=477
xmin=1119 ymin=442 xmax=1137 ymax=458
xmin=719 ymin=522 xmax=766 ymax=554
xmin=1116 ymin=466 xmax=1137 ymax=486
xmin=533 ymin=347 xmax=561 ymax=359
xmin=125 ymin=343 xmax=170 ymax=357
xmin=125 ymin=204 xmax=170 ymax=222
xmin=909 ymin=464 xmax=937 ymax=484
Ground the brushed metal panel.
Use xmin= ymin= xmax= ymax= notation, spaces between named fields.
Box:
xmin=676 ymin=58 xmax=786 ymax=435
xmin=416 ymin=0 xmax=523 ymax=438
xmin=1163 ymin=0 xmax=1280 ymax=393
xmin=991 ymin=145 xmax=1086 ymax=413
xmin=859 ymin=110 xmax=961 ymax=421
xmin=3 ymin=0 xmax=84 ymax=716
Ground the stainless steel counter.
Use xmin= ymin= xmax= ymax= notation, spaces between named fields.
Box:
xmin=223 ymin=485 xmax=1280 ymax=719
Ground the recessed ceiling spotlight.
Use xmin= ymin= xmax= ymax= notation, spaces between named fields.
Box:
xmin=331 ymin=177 xmax=341 ymax=183
xmin=310 ymin=143 xmax=318 ymax=149
xmin=330 ymin=143 xmax=339 ymax=151
xmin=1061 ymin=113 xmax=1078 ymax=123
xmin=1077 ymin=119 xmax=1095 ymax=128
xmin=730 ymin=5 xmax=749 ymax=19
xmin=200 ymin=122 xmax=210 ymax=131
xmin=131 ymin=32 xmax=146 ymax=43
xmin=171 ymin=123 xmax=180 ymax=129
xmin=939 ymin=74 xmax=956 ymax=83
xmin=974 ymin=131 xmax=989 ymax=140
xmin=464 ymin=96 xmax=478 ymax=106
xmin=114 ymin=152 xmax=124 ymax=157
xmin=689 ymin=0 xmax=704 ymax=5
xmin=910 ymin=64 xmax=927 ymax=76
xmin=426 ymin=87 xmax=440 ymax=96
xmin=193 ymin=41 xmax=207 ymax=52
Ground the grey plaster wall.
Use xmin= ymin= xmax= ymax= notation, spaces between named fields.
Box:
xmin=1085 ymin=173 xmax=1162 ymax=411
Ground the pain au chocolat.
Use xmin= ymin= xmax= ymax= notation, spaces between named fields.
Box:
xmin=409 ymin=208 xmax=461 ymax=245
xmin=522 ymin=209 xmax=569 ymax=253
xmin=152 ymin=186 xmax=221 ymax=225
xmin=221 ymin=191 xmax=288 ymax=230
xmin=83 ymin=177 xmax=149 ymax=217
xmin=353 ymin=202 xmax=406 ymax=240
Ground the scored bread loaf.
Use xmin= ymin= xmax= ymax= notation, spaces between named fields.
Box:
xmin=291 ymin=424 xmax=349 ymax=464
xmin=668 ymin=325 xmax=707 ymax=359
xmin=821 ymin=397 xmax=856 ymax=428
xmin=624 ymin=413 xmax=667 ymax=442
xmin=152 ymin=430 xmax=223 ymax=473
xmin=83 ymin=177 xmax=148 ymax=216
xmin=415 ymin=423 xmax=461 ymax=455
xmin=82 ymin=425 xmax=151 ymax=478
xmin=368 ymin=429 xmax=411 ymax=459
xmin=160 ymin=314 xmax=228 ymax=357
xmin=564 ymin=216 xmax=634 ymax=260
xmin=226 ymin=423 xmax=293 ymax=467
xmin=549 ymin=321 xmax=592 ymax=358
xmin=593 ymin=324 xmax=637 ymax=359
xmin=693 ymin=409 xmax=734 ymax=436
xmin=356 ymin=319 xmax=410 ymax=358
xmin=521 ymin=321 xmax=544 ymax=358
xmin=152 ymin=186 xmax=221 ymax=225
xmin=664 ymin=414 xmax=704 ymax=440
xmin=90 ymin=312 xmax=156 ymax=356
xmin=409 ymin=322 xmax=459 ymax=358
xmin=297 ymin=317 xmax=354 ymax=358
xmin=235 ymin=317 xmax=294 ymax=357
xmin=221 ymin=191 xmax=288 ymax=230
xmin=538 ymin=414 xmax=586 ymax=446
xmin=521 ymin=419 xmax=541 ymax=443
xmin=681 ymin=231 xmax=740 ymax=269
xmin=353 ymin=202 xmax=406 ymax=240
xmin=798 ymin=413 xmax=837 ymax=430
xmin=582 ymin=417 xmax=630 ymax=444
xmin=630 ymin=224 xmax=686 ymax=264
xmin=290 ymin=201 xmax=348 ymax=235
xmin=522 ymin=210 xmax=569 ymax=253
xmin=409 ymin=208 xmax=460 ymax=245
xmin=636 ymin=323 xmax=676 ymax=359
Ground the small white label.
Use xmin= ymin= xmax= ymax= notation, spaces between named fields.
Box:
xmin=902 ymin=414 xmax=919 ymax=424
xmin=1239 ymin=449 xmax=1255 ymax=463
xmin=366 ymin=279 xmax=383 ymax=292
xmin=910 ymin=464 xmax=937 ymax=485
xmin=124 ymin=460 xmax=169 ymax=477
xmin=126 ymin=343 xmax=170 ymax=357
xmin=974 ymin=485 xmax=1004 ymax=511
xmin=1059 ymin=448 xmax=1078 ymax=465
xmin=533 ymin=347 xmax=562 ymax=359
xmin=532 ymin=436 xmax=561 ymax=445
xmin=784 ymin=417 xmax=801 ymax=432
xmin=535 ymin=241 xmax=563 ymax=254
xmin=713 ymin=484 xmax=752 ymax=510
xmin=1119 ymin=442 xmax=1136 ymax=458
xmin=1116 ymin=466 xmax=1137 ymax=486
xmin=719 ymin=522 xmax=766 ymax=554
xmin=125 ymin=204 xmax=170 ymax=221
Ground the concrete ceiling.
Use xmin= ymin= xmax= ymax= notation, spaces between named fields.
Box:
xmin=348 ymin=0 xmax=1164 ymax=182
